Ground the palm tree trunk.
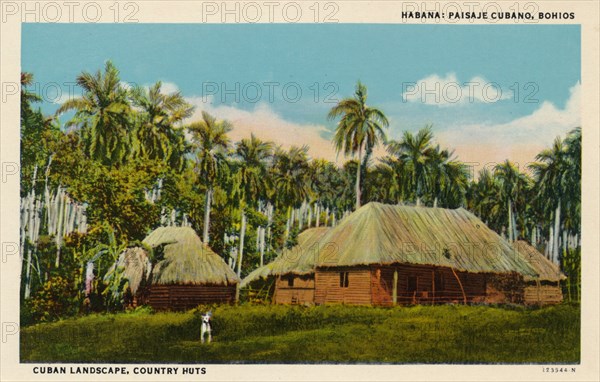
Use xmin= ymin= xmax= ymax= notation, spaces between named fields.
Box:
xmin=285 ymin=205 xmax=292 ymax=240
xmin=202 ymin=187 xmax=212 ymax=244
xmin=512 ymin=202 xmax=518 ymax=241
xmin=553 ymin=201 xmax=561 ymax=263
xmin=259 ymin=227 xmax=265 ymax=267
xmin=507 ymin=199 xmax=514 ymax=242
xmin=355 ymin=144 xmax=363 ymax=210
xmin=235 ymin=211 xmax=247 ymax=302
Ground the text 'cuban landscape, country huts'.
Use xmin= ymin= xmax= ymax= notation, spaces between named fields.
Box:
xmin=109 ymin=226 xmax=240 ymax=310
xmin=243 ymin=202 xmax=564 ymax=306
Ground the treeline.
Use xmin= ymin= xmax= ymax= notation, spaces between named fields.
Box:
xmin=19 ymin=63 xmax=581 ymax=323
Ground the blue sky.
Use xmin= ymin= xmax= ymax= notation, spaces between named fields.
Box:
xmin=22 ymin=23 xmax=580 ymax=169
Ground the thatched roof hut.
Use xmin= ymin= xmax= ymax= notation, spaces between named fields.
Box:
xmin=113 ymin=227 xmax=239 ymax=309
xmin=313 ymin=202 xmax=538 ymax=277
xmin=512 ymin=240 xmax=565 ymax=305
xmin=110 ymin=247 xmax=152 ymax=295
xmin=512 ymin=240 xmax=565 ymax=282
xmin=145 ymin=226 xmax=239 ymax=286
xmin=241 ymin=227 xmax=330 ymax=288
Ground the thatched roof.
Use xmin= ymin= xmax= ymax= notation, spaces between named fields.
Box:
xmin=313 ymin=202 xmax=538 ymax=277
xmin=108 ymin=247 xmax=152 ymax=294
xmin=512 ymin=240 xmax=566 ymax=282
xmin=241 ymin=227 xmax=330 ymax=287
xmin=143 ymin=226 xmax=240 ymax=286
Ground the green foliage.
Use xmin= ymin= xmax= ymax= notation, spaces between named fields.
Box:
xmin=23 ymin=276 xmax=79 ymax=324
xmin=21 ymin=304 xmax=579 ymax=363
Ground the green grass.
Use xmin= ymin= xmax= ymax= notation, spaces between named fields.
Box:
xmin=21 ymin=304 xmax=580 ymax=364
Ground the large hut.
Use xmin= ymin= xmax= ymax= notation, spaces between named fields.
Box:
xmin=241 ymin=227 xmax=330 ymax=304
xmin=113 ymin=227 xmax=240 ymax=310
xmin=512 ymin=240 xmax=565 ymax=305
xmin=309 ymin=202 xmax=539 ymax=306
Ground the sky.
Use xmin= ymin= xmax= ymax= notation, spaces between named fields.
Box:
xmin=22 ymin=23 xmax=580 ymax=172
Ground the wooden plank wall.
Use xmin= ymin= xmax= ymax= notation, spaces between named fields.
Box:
xmin=524 ymin=283 xmax=563 ymax=305
xmin=146 ymin=284 xmax=236 ymax=310
xmin=314 ymin=267 xmax=372 ymax=305
xmin=274 ymin=275 xmax=315 ymax=305
xmin=370 ymin=264 xmax=488 ymax=305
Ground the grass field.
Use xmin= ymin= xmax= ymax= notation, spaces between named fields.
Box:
xmin=21 ymin=304 xmax=580 ymax=364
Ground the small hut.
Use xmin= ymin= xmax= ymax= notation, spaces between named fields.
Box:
xmin=241 ymin=227 xmax=330 ymax=304
xmin=311 ymin=203 xmax=538 ymax=306
xmin=114 ymin=227 xmax=239 ymax=310
xmin=513 ymin=240 xmax=566 ymax=305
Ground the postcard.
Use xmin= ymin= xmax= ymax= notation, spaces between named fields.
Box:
xmin=1 ymin=1 xmax=598 ymax=381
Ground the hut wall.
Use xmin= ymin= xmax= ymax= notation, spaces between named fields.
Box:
xmin=370 ymin=264 xmax=488 ymax=305
xmin=523 ymin=282 xmax=563 ymax=305
xmin=484 ymin=273 xmax=524 ymax=304
xmin=274 ymin=275 xmax=315 ymax=305
xmin=146 ymin=284 xmax=236 ymax=310
xmin=314 ymin=267 xmax=372 ymax=305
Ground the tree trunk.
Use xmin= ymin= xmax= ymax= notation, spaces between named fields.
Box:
xmin=235 ymin=212 xmax=247 ymax=302
xmin=355 ymin=144 xmax=362 ymax=210
xmin=548 ymin=226 xmax=554 ymax=261
xmin=507 ymin=199 xmax=513 ymax=242
xmin=284 ymin=205 xmax=292 ymax=240
xmin=562 ymin=229 xmax=568 ymax=265
xmin=512 ymin=201 xmax=518 ymax=242
xmin=433 ymin=197 xmax=438 ymax=208
xmin=24 ymin=249 xmax=32 ymax=299
xmin=259 ymin=227 xmax=265 ymax=267
xmin=202 ymin=187 xmax=212 ymax=244
xmin=553 ymin=201 xmax=561 ymax=263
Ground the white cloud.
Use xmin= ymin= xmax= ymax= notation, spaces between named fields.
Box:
xmin=160 ymin=82 xmax=180 ymax=94
xmin=437 ymin=82 xmax=580 ymax=172
xmin=402 ymin=73 xmax=512 ymax=106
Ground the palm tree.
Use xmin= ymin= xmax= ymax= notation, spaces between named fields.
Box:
xmin=386 ymin=126 xmax=435 ymax=206
xmin=21 ymin=72 xmax=42 ymax=118
xmin=328 ymin=81 xmax=388 ymax=210
xmin=232 ymin=134 xmax=273 ymax=285
xmin=427 ymin=145 xmax=469 ymax=208
xmin=130 ymin=81 xmax=193 ymax=165
xmin=57 ymin=61 xmax=131 ymax=167
xmin=272 ymin=145 xmax=311 ymax=238
xmin=530 ymin=130 xmax=580 ymax=263
xmin=187 ymin=111 xmax=232 ymax=244
xmin=494 ymin=160 xmax=529 ymax=242
xmin=466 ymin=167 xmax=503 ymax=229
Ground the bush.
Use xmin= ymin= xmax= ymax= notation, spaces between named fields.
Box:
xmin=24 ymin=276 xmax=79 ymax=324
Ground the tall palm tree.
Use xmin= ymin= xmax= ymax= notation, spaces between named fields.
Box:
xmin=494 ymin=160 xmax=529 ymax=242
xmin=21 ymin=72 xmax=42 ymax=118
xmin=530 ymin=132 xmax=578 ymax=263
xmin=466 ymin=167 xmax=503 ymax=229
xmin=57 ymin=61 xmax=132 ymax=167
xmin=130 ymin=81 xmax=193 ymax=165
xmin=187 ymin=111 xmax=232 ymax=244
xmin=328 ymin=81 xmax=388 ymax=210
xmin=232 ymin=134 xmax=273 ymax=283
xmin=427 ymin=145 xmax=469 ymax=208
xmin=386 ymin=126 xmax=435 ymax=205
xmin=272 ymin=145 xmax=311 ymax=238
